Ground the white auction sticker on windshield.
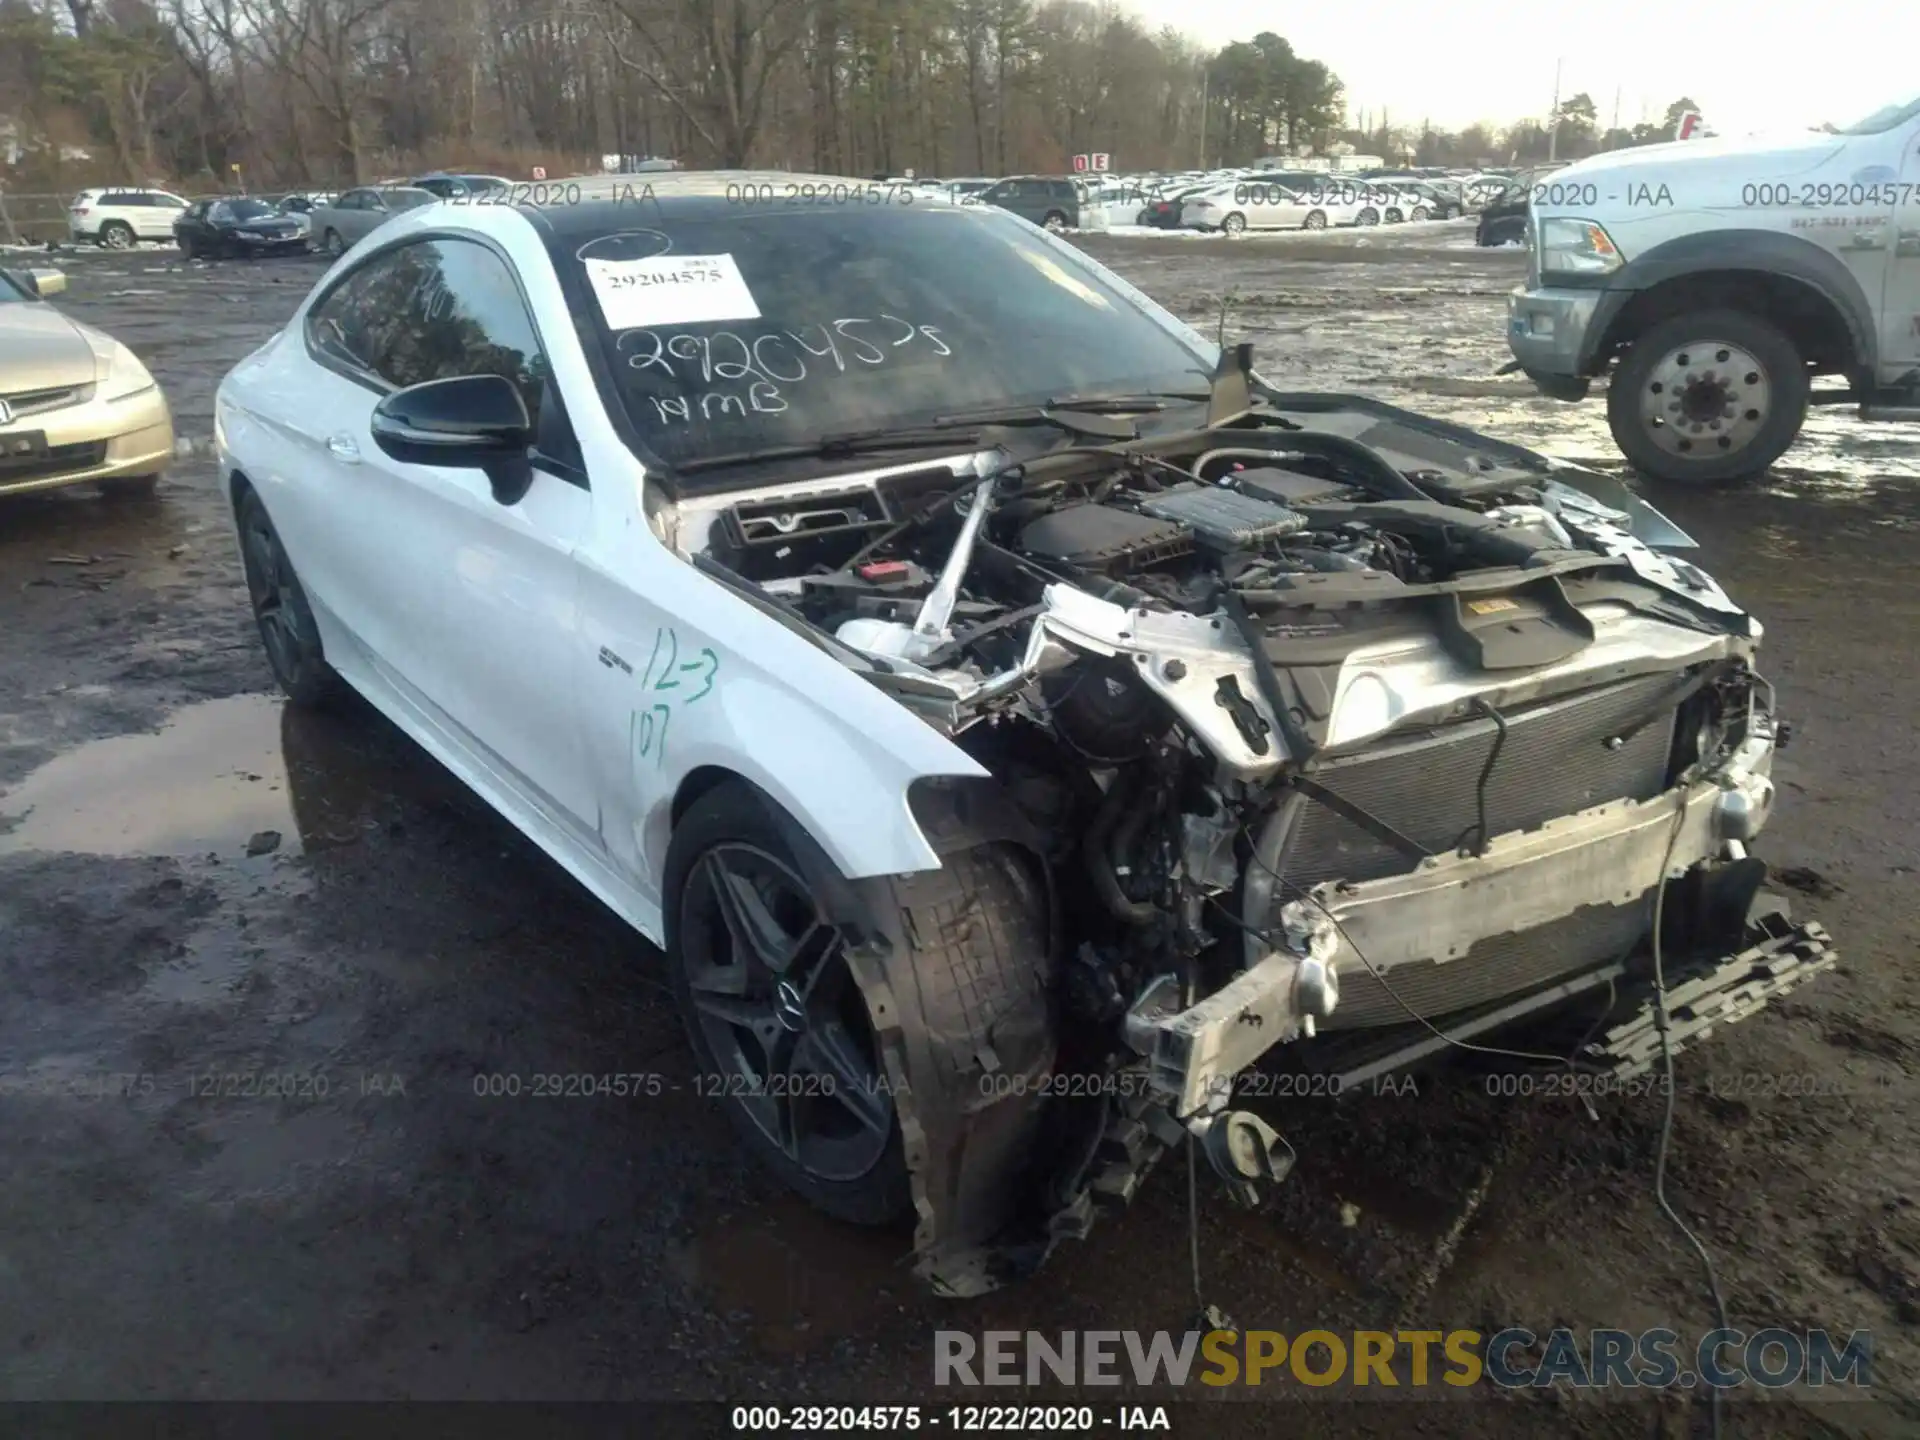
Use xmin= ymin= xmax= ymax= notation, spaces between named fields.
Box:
xmin=584 ymin=253 xmax=761 ymax=330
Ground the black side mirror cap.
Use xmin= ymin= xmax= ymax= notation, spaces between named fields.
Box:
xmin=370 ymin=374 xmax=536 ymax=505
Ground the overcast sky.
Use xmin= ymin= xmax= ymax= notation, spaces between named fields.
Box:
xmin=1120 ymin=0 xmax=1912 ymax=136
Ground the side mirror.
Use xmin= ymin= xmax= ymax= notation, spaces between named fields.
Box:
xmin=27 ymin=268 xmax=67 ymax=298
xmin=370 ymin=374 xmax=536 ymax=505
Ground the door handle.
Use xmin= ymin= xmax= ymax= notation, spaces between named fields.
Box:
xmin=326 ymin=434 xmax=360 ymax=463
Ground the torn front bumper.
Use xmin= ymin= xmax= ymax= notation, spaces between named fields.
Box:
xmin=1129 ymin=724 xmax=1783 ymax=1119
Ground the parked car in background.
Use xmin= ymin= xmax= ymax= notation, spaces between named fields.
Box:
xmin=1392 ymin=180 xmax=1466 ymax=219
xmin=0 ymin=264 xmax=174 ymax=498
xmin=973 ymin=176 xmax=1081 ymax=231
xmin=66 ymin=188 xmax=189 ymax=249
xmin=410 ymin=173 xmax=513 ymax=201
xmin=1184 ymin=180 xmax=1363 ymax=234
xmin=308 ymin=186 xmax=438 ymax=257
xmin=1475 ymin=186 xmax=1529 ymax=246
xmin=175 ymin=196 xmax=312 ymax=260
xmin=1140 ymin=183 xmax=1211 ymax=228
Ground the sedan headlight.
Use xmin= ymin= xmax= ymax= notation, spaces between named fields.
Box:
xmin=1538 ymin=216 xmax=1622 ymax=276
xmin=96 ymin=340 xmax=157 ymax=403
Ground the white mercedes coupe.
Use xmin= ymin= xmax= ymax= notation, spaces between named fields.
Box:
xmin=216 ymin=174 xmax=1831 ymax=1296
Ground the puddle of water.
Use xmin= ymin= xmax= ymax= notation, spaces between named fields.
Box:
xmin=0 ymin=693 xmax=300 ymax=860
xmin=670 ymin=1196 xmax=910 ymax=1356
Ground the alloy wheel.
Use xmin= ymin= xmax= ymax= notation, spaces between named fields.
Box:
xmin=679 ymin=842 xmax=895 ymax=1183
xmin=241 ymin=505 xmax=303 ymax=681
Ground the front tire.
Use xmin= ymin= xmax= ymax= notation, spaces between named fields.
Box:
xmin=1410 ymin=206 xmax=1431 ymax=222
xmin=236 ymin=486 xmax=344 ymax=708
xmin=1356 ymin=206 xmax=1380 ymax=227
xmin=665 ymin=782 xmax=912 ymax=1225
xmin=1384 ymin=207 xmax=1405 ymax=224
xmin=1606 ymin=309 xmax=1810 ymax=484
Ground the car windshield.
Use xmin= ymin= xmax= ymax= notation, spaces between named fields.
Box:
xmin=562 ymin=203 xmax=1214 ymax=483
xmin=1836 ymin=95 xmax=1920 ymax=135
xmin=225 ymin=198 xmax=275 ymax=221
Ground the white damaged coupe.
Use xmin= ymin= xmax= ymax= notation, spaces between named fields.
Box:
xmin=216 ymin=174 xmax=1835 ymax=1295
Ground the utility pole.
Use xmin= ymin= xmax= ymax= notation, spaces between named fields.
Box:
xmin=1547 ymin=57 xmax=1564 ymax=162
xmin=1197 ymin=68 xmax=1208 ymax=169
xmin=1609 ymin=86 xmax=1621 ymax=146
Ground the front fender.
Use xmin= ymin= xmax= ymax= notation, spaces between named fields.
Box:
xmin=1582 ymin=228 xmax=1880 ymax=374
xmin=664 ymin=671 xmax=987 ymax=881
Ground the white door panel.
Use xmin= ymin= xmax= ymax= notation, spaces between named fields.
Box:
xmin=409 ymin=463 xmax=597 ymax=840
xmin=1881 ymin=123 xmax=1920 ymax=373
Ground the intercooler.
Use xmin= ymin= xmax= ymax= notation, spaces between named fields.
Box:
xmin=1267 ymin=673 xmax=1679 ymax=1028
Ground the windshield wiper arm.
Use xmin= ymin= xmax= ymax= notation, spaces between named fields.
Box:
xmin=673 ymin=426 xmax=988 ymax=475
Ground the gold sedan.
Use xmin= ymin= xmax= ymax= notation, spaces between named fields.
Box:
xmin=0 ymin=265 xmax=174 ymax=499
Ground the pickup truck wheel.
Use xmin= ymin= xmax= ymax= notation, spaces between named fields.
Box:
xmin=237 ymin=486 xmax=344 ymax=709
xmin=665 ymin=784 xmax=918 ymax=1224
xmin=1607 ymin=309 xmax=1810 ymax=483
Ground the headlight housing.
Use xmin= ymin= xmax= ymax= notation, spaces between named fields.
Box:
xmin=91 ymin=337 xmax=157 ymax=403
xmin=1538 ymin=216 xmax=1622 ymax=276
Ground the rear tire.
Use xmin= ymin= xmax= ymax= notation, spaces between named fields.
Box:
xmin=1041 ymin=211 xmax=1068 ymax=233
xmin=236 ymin=486 xmax=345 ymax=708
xmin=323 ymin=228 xmax=345 ymax=257
xmin=1222 ymin=212 xmax=1246 ymax=235
xmin=1606 ymin=308 xmax=1810 ymax=484
xmin=99 ymin=221 xmax=134 ymax=250
xmin=1356 ymin=207 xmax=1380 ymax=226
xmin=1303 ymin=210 xmax=1328 ymax=230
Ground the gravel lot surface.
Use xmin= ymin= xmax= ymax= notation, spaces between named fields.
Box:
xmin=2 ymin=224 xmax=1916 ymax=1437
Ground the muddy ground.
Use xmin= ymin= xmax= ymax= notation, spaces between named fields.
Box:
xmin=2 ymin=224 xmax=1917 ymax=1437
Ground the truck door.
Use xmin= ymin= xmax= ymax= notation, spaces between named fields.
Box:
xmin=1881 ymin=119 xmax=1920 ymax=375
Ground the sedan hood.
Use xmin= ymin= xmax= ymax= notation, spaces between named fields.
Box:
xmin=0 ymin=305 xmax=95 ymax=391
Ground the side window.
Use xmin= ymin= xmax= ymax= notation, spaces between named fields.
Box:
xmin=1052 ymin=181 xmax=1075 ymax=200
xmin=101 ymin=191 xmax=133 ymax=207
xmin=309 ymin=239 xmax=549 ymax=429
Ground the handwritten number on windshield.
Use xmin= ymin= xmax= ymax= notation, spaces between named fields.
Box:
xmin=619 ymin=315 xmax=952 ymax=428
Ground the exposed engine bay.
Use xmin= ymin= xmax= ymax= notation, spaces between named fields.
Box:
xmin=667 ymin=397 xmax=1836 ymax=1295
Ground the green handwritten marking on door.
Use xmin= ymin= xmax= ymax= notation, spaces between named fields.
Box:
xmin=635 ymin=627 xmax=720 ymax=767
